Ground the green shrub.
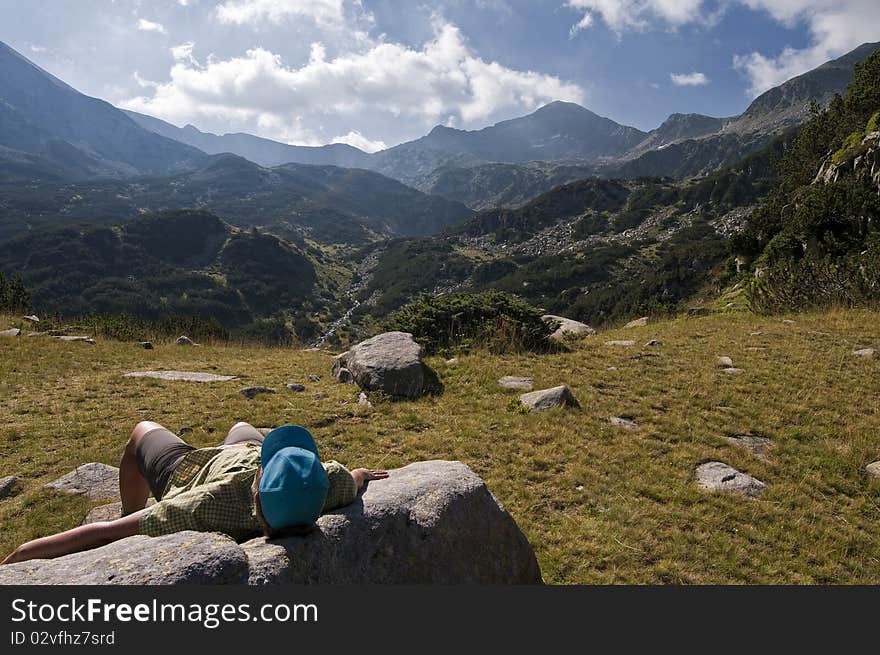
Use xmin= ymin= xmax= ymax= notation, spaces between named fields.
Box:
xmin=385 ymin=290 xmax=554 ymax=355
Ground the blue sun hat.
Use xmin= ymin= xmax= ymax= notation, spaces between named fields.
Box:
xmin=259 ymin=425 xmax=329 ymax=529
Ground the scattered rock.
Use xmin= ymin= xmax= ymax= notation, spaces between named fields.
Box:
xmin=332 ymin=331 xmax=438 ymax=400
xmin=309 ymin=374 xmax=321 ymax=382
xmin=750 ymin=332 xmax=763 ymax=336
xmin=499 ymin=376 xmax=534 ymax=391
xmin=445 ymin=357 xmax=459 ymax=365
xmin=723 ymin=434 xmax=772 ymax=457
xmin=542 ymin=315 xmax=595 ymax=340
xmin=644 ymin=339 xmax=663 ymax=347
xmin=314 ymin=392 xmax=327 ymax=400
xmin=687 ymin=307 xmax=710 ymax=317
xmin=717 ymin=356 xmax=734 ymax=368
xmin=26 ymin=331 xmax=47 ymax=337
xmin=854 ymin=348 xmax=876 ymax=357
xmin=606 ymin=366 xmax=617 ymax=371
xmin=54 ymin=335 xmax=96 ymax=345
xmin=519 ymin=386 xmax=580 ymax=412
xmin=286 ymin=383 xmax=306 ymax=392
xmin=782 ymin=319 xmax=795 ymax=325
xmin=629 ymin=353 xmax=659 ymax=360
xmin=695 ymin=462 xmax=766 ymax=498
xmin=605 ymin=340 xmax=636 ymax=347
xmin=0 ymin=476 xmax=19 ymax=499
xmin=866 ymin=461 xmax=880 ymax=479
xmin=624 ymin=317 xmax=649 ymax=329
xmin=243 ymin=461 xmax=542 ymax=584
xmin=22 ymin=315 xmax=39 ymax=323
xmin=140 ymin=341 xmax=154 ymax=350
xmin=240 ymin=386 xmax=276 ymax=399
xmin=358 ymin=392 xmax=373 ymax=408
xmin=125 ymin=371 xmax=237 ymax=383
xmin=81 ymin=499 xmax=156 ymax=525
xmin=610 ymin=416 xmax=638 ymax=430
xmin=44 ymin=463 xmax=120 ymax=502
xmin=0 ymin=531 xmax=248 ymax=585
xmin=0 ymin=328 xmax=21 ymax=337
xmin=722 ymin=368 xmax=745 ymax=374
xmin=175 ymin=335 xmax=199 ymax=346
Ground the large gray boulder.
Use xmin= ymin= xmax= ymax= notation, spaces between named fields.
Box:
xmin=244 ymin=461 xmax=541 ymax=584
xmin=0 ymin=532 xmax=248 ymax=585
xmin=1 ymin=461 xmax=541 ymax=585
xmin=542 ymin=315 xmax=595 ymax=340
xmin=44 ymin=463 xmax=119 ymax=502
xmin=332 ymin=332 xmax=437 ymax=400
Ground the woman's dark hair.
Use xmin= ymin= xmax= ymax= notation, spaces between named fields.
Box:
xmin=252 ymin=466 xmax=318 ymax=539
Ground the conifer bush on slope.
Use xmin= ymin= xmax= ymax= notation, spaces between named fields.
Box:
xmin=736 ymin=52 xmax=880 ymax=312
xmin=385 ymin=290 xmax=554 ymax=355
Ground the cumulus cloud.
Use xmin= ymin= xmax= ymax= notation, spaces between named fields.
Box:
xmin=332 ymin=131 xmax=387 ymax=152
xmin=670 ymin=71 xmax=709 ymax=86
xmin=564 ymin=1 xmax=877 ymax=99
xmin=565 ymin=0 xmax=704 ymax=33
xmin=215 ymin=0 xmax=346 ymax=26
xmin=120 ymin=21 xmax=585 ymax=147
xmin=137 ymin=19 xmax=167 ymax=34
xmin=733 ymin=0 xmax=879 ymax=97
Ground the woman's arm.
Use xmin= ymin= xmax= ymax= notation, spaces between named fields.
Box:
xmin=1 ymin=509 xmax=147 ymax=565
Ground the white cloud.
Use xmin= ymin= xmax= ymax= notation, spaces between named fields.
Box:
xmin=332 ymin=131 xmax=387 ymax=153
xmin=121 ymin=21 xmax=585 ymax=146
xmin=215 ymin=0 xmax=346 ymax=26
xmin=733 ymin=0 xmax=880 ymax=97
xmin=563 ymin=1 xmax=878 ymax=99
xmin=670 ymin=71 xmax=709 ymax=86
xmin=137 ymin=19 xmax=167 ymax=34
xmin=565 ymin=0 xmax=704 ymax=33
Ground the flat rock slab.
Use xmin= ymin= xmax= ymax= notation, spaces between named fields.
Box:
xmin=542 ymin=315 xmax=595 ymax=340
xmin=125 ymin=371 xmax=238 ymax=383
xmin=605 ymin=340 xmax=636 ymax=347
xmin=854 ymin=348 xmax=876 ymax=357
xmin=519 ymin=386 xmax=580 ymax=412
xmin=610 ymin=416 xmax=638 ymax=430
xmin=624 ymin=317 xmax=649 ymax=329
xmin=0 ymin=475 xmax=18 ymax=499
xmin=499 ymin=376 xmax=534 ymax=390
xmin=0 ymin=532 xmax=248 ymax=585
xmin=44 ymin=463 xmax=120 ymax=502
xmin=240 ymin=386 xmax=276 ymax=399
xmin=722 ymin=368 xmax=745 ymax=374
xmin=0 ymin=328 xmax=21 ymax=337
xmin=717 ymin=356 xmax=734 ymax=368
xmin=866 ymin=461 xmax=880 ymax=479
xmin=723 ymin=434 xmax=772 ymax=457
xmin=243 ymin=460 xmax=542 ymax=584
xmin=695 ymin=462 xmax=766 ymax=498
xmin=82 ymin=500 xmax=156 ymax=525
xmin=54 ymin=335 xmax=96 ymax=344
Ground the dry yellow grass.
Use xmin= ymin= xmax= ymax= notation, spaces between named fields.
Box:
xmin=1 ymin=308 xmax=879 ymax=583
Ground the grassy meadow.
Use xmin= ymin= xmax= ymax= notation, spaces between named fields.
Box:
xmin=1 ymin=309 xmax=879 ymax=584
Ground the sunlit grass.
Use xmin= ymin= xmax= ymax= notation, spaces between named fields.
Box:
xmin=1 ymin=308 xmax=879 ymax=583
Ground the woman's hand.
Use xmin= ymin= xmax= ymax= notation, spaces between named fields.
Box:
xmin=351 ymin=468 xmax=389 ymax=491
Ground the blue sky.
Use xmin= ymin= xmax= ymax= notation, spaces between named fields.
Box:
xmin=0 ymin=1 xmax=877 ymax=151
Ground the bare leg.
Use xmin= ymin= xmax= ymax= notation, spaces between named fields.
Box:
xmin=221 ymin=421 xmax=264 ymax=448
xmin=119 ymin=421 xmax=162 ymax=515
